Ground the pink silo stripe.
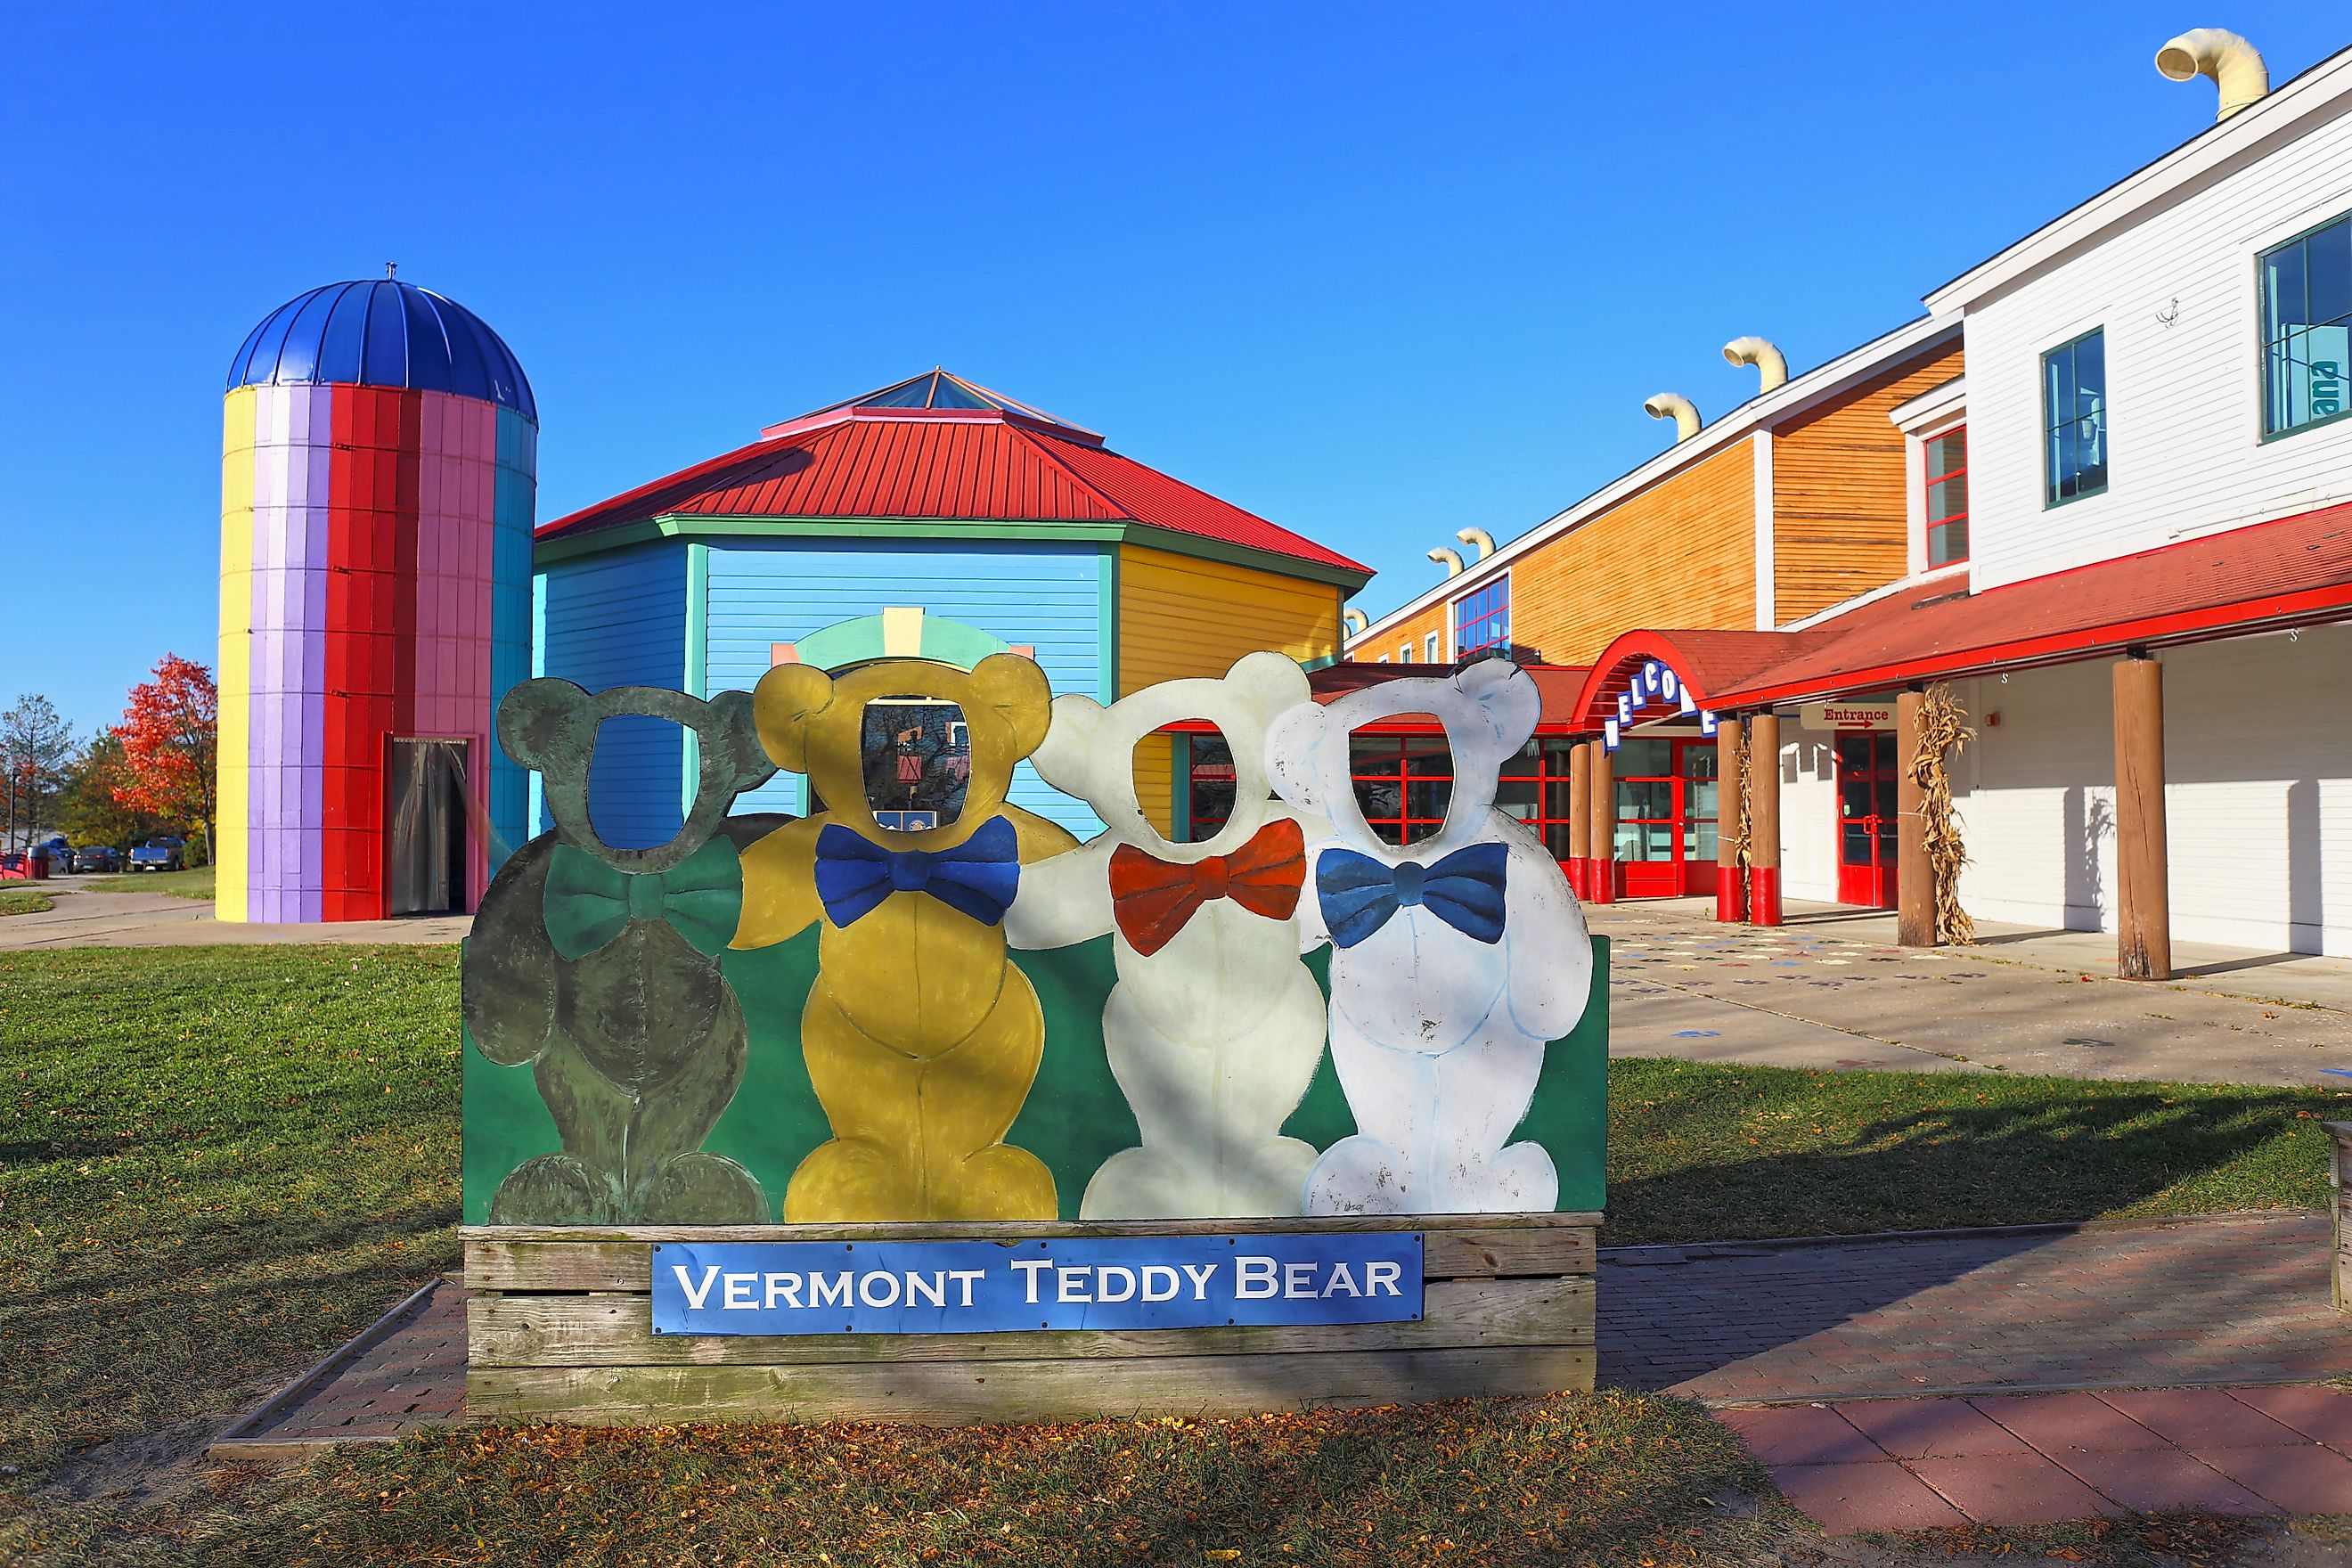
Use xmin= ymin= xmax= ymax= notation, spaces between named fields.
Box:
xmin=420 ymin=391 xmax=495 ymax=904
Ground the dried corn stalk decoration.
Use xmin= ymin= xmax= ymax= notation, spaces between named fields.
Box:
xmin=1913 ymin=682 xmax=1975 ymax=946
xmin=1725 ymin=723 xmax=1752 ymax=902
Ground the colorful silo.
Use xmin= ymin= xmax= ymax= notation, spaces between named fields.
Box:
xmin=216 ymin=279 xmax=536 ymax=922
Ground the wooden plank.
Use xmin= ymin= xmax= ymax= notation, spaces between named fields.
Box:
xmin=467 ymin=1275 xmax=1592 ymax=1368
xmin=463 ymin=1213 xmax=1603 ymax=1244
xmin=467 ymin=1343 xmax=1597 ymax=1425
xmin=465 ymin=1226 xmax=1595 ymax=1294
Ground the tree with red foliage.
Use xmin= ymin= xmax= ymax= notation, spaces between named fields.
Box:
xmin=111 ymin=655 xmax=219 ymax=862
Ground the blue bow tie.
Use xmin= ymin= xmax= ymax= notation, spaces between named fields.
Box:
xmin=1316 ymin=842 xmax=1509 ymax=950
xmin=813 ymin=816 xmax=1021 ymax=929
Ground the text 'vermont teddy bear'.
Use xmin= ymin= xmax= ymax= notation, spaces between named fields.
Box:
xmin=1010 ymin=651 xmax=1335 ymax=1219
xmin=733 ymin=655 xmax=1078 ymax=1223
xmin=465 ymin=681 xmax=784 ymax=1224
xmin=1265 ymin=658 xmax=1590 ymax=1215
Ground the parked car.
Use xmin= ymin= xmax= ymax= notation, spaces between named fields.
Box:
xmin=130 ymin=837 xmax=186 ymax=872
xmin=72 ymin=845 xmax=121 ymax=873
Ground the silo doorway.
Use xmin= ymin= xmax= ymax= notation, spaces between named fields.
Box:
xmin=389 ymin=739 xmax=470 ymax=916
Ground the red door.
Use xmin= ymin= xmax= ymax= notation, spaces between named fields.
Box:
xmin=1612 ymin=738 xmax=1718 ymax=898
xmin=1835 ymin=732 xmax=1899 ymax=907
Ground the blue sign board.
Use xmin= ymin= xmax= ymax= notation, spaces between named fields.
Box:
xmin=649 ymin=1233 xmax=1425 ymax=1336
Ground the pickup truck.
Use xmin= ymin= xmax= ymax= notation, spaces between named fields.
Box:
xmin=130 ymin=837 xmax=187 ymax=872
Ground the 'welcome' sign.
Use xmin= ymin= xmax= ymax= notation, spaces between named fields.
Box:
xmin=650 ymin=1234 xmax=1425 ymax=1335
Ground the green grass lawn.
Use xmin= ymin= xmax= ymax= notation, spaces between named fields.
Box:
xmin=4 ymin=943 xmax=2346 ymax=1564
xmin=0 ymin=886 xmax=54 ymax=915
xmin=78 ymin=865 xmax=214 ymax=899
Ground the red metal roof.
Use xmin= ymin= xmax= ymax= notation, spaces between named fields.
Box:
xmin=1571 ymin=499 xmax=2352 ymax=726
xmin=539 ymin=384 xmax=1370 ymax=576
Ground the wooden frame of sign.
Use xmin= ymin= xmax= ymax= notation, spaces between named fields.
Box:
xmin=463 ymin=1212 xmax=1598 ymax=1425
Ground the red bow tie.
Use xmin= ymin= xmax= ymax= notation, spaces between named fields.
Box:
xmin=1107 ymin=818 xmax=1306 ymax=957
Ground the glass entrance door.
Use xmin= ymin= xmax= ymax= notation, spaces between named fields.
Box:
xmin=1835 ymin=731 xmax=1899 ymax=908
xmin=1612 ymin=737 xmax=1718 ymax=898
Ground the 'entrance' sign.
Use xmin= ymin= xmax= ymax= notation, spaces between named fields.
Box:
xmin=650 ymin=1234 xmax=1425 ymax=1335
xmin=1801 ymin=700 xmax=1895 ymax=732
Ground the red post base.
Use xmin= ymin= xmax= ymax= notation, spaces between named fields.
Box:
xmin=1588 ymin=862 xmax=1615 ymax=905
xmin=1747 ymin=867 xmax=1782 ymax=927
xmin=1716 ymin=874 xmax=1744 ymax=923
xmin=1564 ymin=858 xmax=1585 ymax=899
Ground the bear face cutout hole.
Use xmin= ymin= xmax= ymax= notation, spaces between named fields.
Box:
xmin=1165 ymin=727 xmax=1234 ymax=843
xmin=859 ymin=697 xmax=970 ymax=832
xmin=1348 ymin=725 xmax=1453 ymax=848
xmin=585 ymin=715 xmax=692 ymax=852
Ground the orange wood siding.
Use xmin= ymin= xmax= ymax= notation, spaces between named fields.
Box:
xmin=1508 ymin=437 xmax=1757 ymax=666
xmin=1771 ymin=341 xmax=1964 ymax=624
xmin=1348 ymin=440 xmax=1759 ymax=667
xmin=1367 ymin=602 xmax=1449 ymax=665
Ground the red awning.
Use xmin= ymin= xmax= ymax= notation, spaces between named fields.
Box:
xmin=1571 ymin=499 xmax=2352 ymax=727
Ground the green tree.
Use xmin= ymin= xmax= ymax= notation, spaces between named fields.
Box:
xmin=0 ymin=694 xmax=76 ymax=851
xmin=56 ymin=735 xmax=167 ymax=849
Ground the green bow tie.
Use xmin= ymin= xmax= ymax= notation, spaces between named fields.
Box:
xmin=543 ymin=837 xmax=743 ymax=961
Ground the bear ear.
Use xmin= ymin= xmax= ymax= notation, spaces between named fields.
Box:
xmin=751 ymin=663 xmax=837 ymax=774
xmin=1226 ymin=650 xmax=1311 ymax=723
xmin=1030 ymin=692 xmax=1105 ymax=796
xmin=1459 ymin=658 xmax=1540 ymax=752
xmin=1263 ymin=699 xmax=1332 ymax=812
xmin=705 ymin=689 xmax=779 ymax=793
xmin=497 ymin=678 xmax=592 ymax=774
xmin=968 ymin=652 xmax=1055 ymax=757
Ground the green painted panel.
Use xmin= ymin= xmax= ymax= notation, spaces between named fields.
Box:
xmin=466 ymin=927 xmax=1610 ymax=1224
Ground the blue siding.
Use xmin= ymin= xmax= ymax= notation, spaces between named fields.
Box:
xmin=537 ymin=542 xmax=689 ymax=849
xmin=705 ymin=540 xmax=1104 ymax=835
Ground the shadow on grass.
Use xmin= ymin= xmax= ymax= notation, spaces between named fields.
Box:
xmin=1598 ymin=1064 xmax=2342 ymax=1392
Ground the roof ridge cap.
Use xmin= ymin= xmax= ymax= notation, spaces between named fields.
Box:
xmin=1004 ymin=422 xmax=1135 ymax=520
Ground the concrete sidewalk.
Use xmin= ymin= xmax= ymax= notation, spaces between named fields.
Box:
xmin=0 ymin=879 xmax=467 ymax=949
xmin=1595 ymin=900 xmax=2352 ymax=1089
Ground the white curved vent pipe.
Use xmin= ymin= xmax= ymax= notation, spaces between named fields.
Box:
xmin=1343 ymin=608 xmax=1368 ymax=634
xmin=1644 ymin=393 xmax=1701 ymax=442
xmin=1428 ymin=546 xmax=1465 ymax=578
xmin=1722 ymin=337 xmax=1788 ymax=394
xmin=2156 ymin=29 xmax=2267 ymax=120
xmin=1455 ymin=527 xmax=1495 ymax=560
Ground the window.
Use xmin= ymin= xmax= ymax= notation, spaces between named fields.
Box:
xmin=1182 ymin=734 xmax=1237 ymax=842
xmin=2042 ymin=329 xmax=2107 ymax=504
xmin=1453 ymin=578 xmax=1510 ymax=656
xmin=1344 ymin=733 xmax=1579 ymax=853
xmin=1397 ymin=643 xmax=1414 ymax=664
xmin=2261 ymin=213 xmax=2352 ymax=438
xmin=1924 ymin=425 xmax=1969 ymax=567
xmin=1424 ymin=632 xmax=1440 ymax=664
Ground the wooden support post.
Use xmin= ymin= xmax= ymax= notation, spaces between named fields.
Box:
xmin=1896 ymin=688 xmax=1934 ymax=947
xmin=1567 ymin=739 xmax=1592 ymax=900
xmin=1588 ymin=742 xmax=1615 ymax=904
xmin=2114 ymin=654 xmax=2171 ymax=980
xmin=1746 ymin=711 xmax=1781 ymax=926
xmin=1715 ymin=715 xmax=1745 ymax=922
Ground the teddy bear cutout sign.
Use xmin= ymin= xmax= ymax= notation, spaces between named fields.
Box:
xmin=466 ymin=650 xmax=1601 ymax=1230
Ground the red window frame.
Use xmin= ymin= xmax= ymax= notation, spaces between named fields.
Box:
xmin=1924 ymin=424 xmax=1969 ymax=568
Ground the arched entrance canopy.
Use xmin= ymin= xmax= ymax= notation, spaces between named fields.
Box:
xmin=772 ymin=608 xmax=1025 ymax=673
xmin=1569 ymin=630 xmax=1790 ymax=748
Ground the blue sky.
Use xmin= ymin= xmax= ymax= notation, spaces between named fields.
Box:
xmin=5 ymin=3 xmax=2343 ymax=735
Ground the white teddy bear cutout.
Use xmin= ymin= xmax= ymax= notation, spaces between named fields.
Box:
xmin=1265 ymin=657 xmax=1591 ymax=1215
xmin=1011 ymin=651 xmax=1335 ymax=1219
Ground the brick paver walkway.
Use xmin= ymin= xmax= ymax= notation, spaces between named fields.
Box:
xmin=1601 ymin=1211 xmax=2352 ymax=1402
xmin=1721 ymin=1386 xmax=2352 ymax=1531
xmin=209 ymin=1278 xmax=470 ymax=1458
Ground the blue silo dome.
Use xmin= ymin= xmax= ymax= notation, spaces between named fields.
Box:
xmin=226 ymin=279 xmax=536 ymax=421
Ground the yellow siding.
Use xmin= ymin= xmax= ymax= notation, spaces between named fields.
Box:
xmin=1116 ymin=544 xmax=1343 ymax=834
xmin=1367 ymin=602 xmax=1448 ymax=666
xmin=215 ymin=388 xmax=255 ymax=923
xmin=1772 ymin=341 xmax=1965 ymax=622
